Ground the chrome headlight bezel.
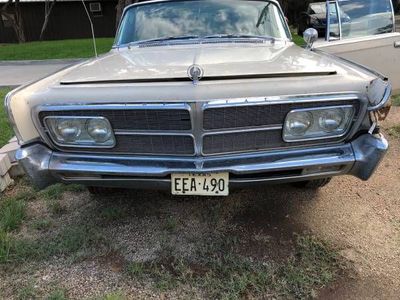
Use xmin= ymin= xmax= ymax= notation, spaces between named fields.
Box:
xmin=44 ymin=116 xmax=116 ymax=148
xmin=283 ymin=105 xmax=355 ymax=142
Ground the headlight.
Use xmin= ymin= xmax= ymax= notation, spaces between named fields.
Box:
xmin=283 ymin=106 xmax=354 ymax=142
xmin=87 ymin=118 xmax=113 ymax=143
xmin=55 ymin=119 xmax=82 ymax=142
xmin=45 ymin=117 xmax=115 ymax=147
xmin=285 ymin=112 xmax=313 ymax=136
xmin=318 ymin=109 xmax=344 ymax=132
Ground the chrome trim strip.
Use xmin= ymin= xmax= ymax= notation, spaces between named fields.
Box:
xmin=202 ymin=93 xmax=359 ymax=109
xmin=203 ymin=125 xmax=283 ymax=135
xmin=37 ymin=103 xmax=191 ymax=111
xmin=114 ymin=130 xmax=193 ymax=136
xmin=367 ymin=83 xmax=392 ymax=111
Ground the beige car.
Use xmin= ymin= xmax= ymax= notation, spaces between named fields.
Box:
xmin=4 ymin=0 xmax=397 ymax=196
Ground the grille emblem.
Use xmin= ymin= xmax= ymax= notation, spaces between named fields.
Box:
xmin=188 ymin=65 xmax=204 ymax=85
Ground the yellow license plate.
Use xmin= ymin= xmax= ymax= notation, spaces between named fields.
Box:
xmin=171 ymin=173 xmax=229 ymax=196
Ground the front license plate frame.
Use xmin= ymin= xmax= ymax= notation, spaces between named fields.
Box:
xmin=171 ymin=173 xmax=229 ymax=196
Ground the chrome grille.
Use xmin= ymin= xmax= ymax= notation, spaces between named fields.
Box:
xmin=203 ymin=101 xmax=359 ymax=130
xmin=39 ymin=108 xmax=191 ymax=131
xmin=203 ymin=130 xmax=283 ymax=155
xmin=38 ymin=96 xmax=361 ymax=156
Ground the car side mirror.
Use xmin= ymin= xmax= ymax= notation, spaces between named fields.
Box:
xmin=303 ymin=28 xmax=318 ymax=50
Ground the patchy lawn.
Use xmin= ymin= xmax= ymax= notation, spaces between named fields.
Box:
xmin=0 ymin=178 xmax=348 ymax=299
xmin=0 ymin=38 xmax=114 ymax=61
xmin=0 ymin=87 xmax=13 ymax=147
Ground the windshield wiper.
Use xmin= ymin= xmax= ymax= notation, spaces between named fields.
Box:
xmin=203 ymin=34 xmax=274 ymax=42
xmin=132 ymin=35 xmax=200 ymax=45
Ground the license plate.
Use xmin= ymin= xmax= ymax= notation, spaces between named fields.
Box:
xmin=171 ymin=173 xmax=229 ymax=196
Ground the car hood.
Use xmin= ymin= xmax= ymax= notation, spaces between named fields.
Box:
xmin=60 ymin=42 xmax=342 ymax=84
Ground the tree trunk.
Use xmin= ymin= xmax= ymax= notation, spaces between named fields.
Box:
xmin=0 ymin=0 xmax=26 ymax=43
xmin=39 ymin=0 xmax=56 ymax=41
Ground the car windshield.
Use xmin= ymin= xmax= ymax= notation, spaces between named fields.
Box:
xmin=116 ymin=0 xmax=289 ymax=46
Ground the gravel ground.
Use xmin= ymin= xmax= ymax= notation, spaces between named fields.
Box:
xmin=0 ymin=108 xmax=399 ymax=299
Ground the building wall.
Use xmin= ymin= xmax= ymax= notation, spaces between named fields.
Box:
xmin=0 ymin=0 xmax=117 ymax=43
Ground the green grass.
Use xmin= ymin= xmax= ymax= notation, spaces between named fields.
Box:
xmin=18 ymin=282 xmax=37 ymax=300
xmin=393 ymin=94 xmax=400 ymax=106
xmin=101 ymin=292 xmax=126 ymax=300
xmin=0 ymin=182 xmax=91 ymax=264
xmin=126 ymin=234 xmax=343 ymax=299
xmin=292 ymin=32 xmax=305 ymax=47
xmin=45 ymin=288 xmax=67 ymax=300
xmin=0 ymin=38 xmax=114 ymax=61
xmin=32 ymin=219 xmax=53 ymax=231
xmin=0 ymin=87 xmax=13 ymax=147
xmin=0 ymin=223 xmax=108 ymax=264
xmin=0 ymin=196 xmax=26 ymax=232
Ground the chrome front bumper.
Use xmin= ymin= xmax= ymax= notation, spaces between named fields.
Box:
xmin=16 ymin=134 xmax=388 ymax=190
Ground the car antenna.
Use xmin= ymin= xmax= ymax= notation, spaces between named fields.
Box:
xmin=81 ymin=0 xmax=98 ymax=58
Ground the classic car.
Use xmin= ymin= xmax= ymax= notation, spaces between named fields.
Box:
xmin=297 ymin=1 xmax=351 ymax=37
xmin=4 ymin=0 xmax=398 ymax=196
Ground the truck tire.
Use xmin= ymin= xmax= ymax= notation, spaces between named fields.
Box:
xmin=292 ymin=178 xmax=332 ymax=189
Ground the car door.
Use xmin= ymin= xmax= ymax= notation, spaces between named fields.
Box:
xmin=314 ymin=0 xmax=400 ymax=93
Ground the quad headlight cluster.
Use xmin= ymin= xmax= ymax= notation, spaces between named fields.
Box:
xmin=283 ymin=106 xmax=355 ymax=142
xmin=45 ymin=117 xmax=115 ymax=147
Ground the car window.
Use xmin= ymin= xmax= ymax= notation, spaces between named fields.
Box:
xmin=337 ymin=0 xmax=394 ymax=39
xmin=116 ymin=0 xmax=289 ymax=45
xmin=328 ymin=3 xmax=341 ymax=39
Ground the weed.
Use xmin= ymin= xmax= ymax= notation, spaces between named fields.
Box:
xmin=388 ymin=125 xmax=400 ymax=138
xmin=0 ymin=224 xmax=108 ymax=264
xmin=46 ymin=288 xmax=67 ymax=300
xmin=100 ymin=206 xmax=126 ymax=222
xmin=0 ymin=195 xmax=26 ymax=232
xmin=163 ymin=216 xmax=178 ymax=232
xmin=32 ymin=219 xmax=52 ymax=231
xmin=102 ymin=292 xmax=126 ymax=300
xmin=278 ymin=235 xmax=342 ymax=298
xmin=0 ymin=88 xmax=13 ymax=147
xmin=38 ymin=184 xmax=84 ymax=201
xmin=126 ymin=261 xmax=145 ymax=279
xmin=47 ymin=200 xmax=65 ymax=216
xmin=17 ymin=282 xmax=36 ymax=300
xmin=38 ymin=184 xmax=66 ymax=201
xmin=392 ymin=94 xmax=400 ymax=106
